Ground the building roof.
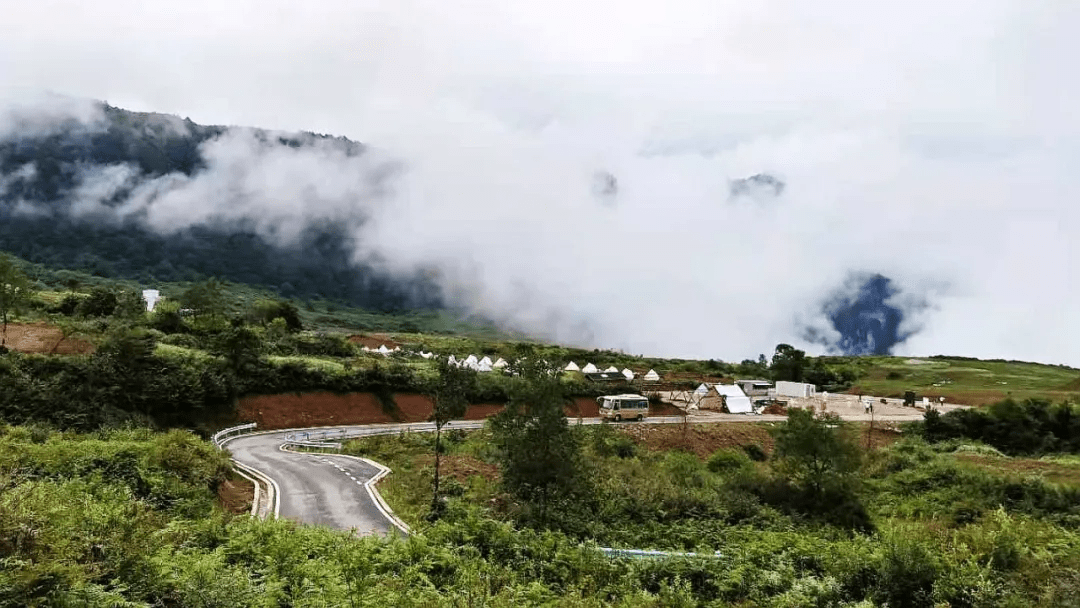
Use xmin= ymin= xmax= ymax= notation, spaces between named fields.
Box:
xmin=712 ymin=384 xmax=753 ymax=414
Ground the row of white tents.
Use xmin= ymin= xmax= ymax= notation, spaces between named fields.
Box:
xmin=446 ymin=354 xmax=508 ymax=372
xmin=360 ymin=344 xmax=402 ymax=354
xmin=564 ymin=362 xmax=660 ymax=383
xmin=357 ymin=345 xmax=661 ymax=382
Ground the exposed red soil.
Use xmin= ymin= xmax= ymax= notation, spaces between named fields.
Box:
xmin=238 ymin=392 xmax=509 ymax=430
xmin=217 ymin=476 xmax=254 ymax=514
xmin=851 ymin=423 xmax=906 ymax=450
xmin=394 ymin=393 xmax=435 ymax=421
xmin=618 ymin=423 xmax=776 ymax=459
xmin=1 ymin=322 xmax=94 ymax=354
xmin=466 ymin=404 xmax=503 ymax=419
xmin=347 ymin=334 xmax=403 ymax=349
xmin=239 ymin=392 xmax=397 ymax=429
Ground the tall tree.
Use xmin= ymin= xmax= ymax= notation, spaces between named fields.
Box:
xmin=771 ymin=408 xmax=861 ymax=496
xmin=0 ymin=255 xmax=34 ymax=348
xmin=180 ymin=278 xmax=226 ymax=319
xmin=428 ymin=359 xmax=476 ymax=518
xmin=771 ymin=343 xmax=807 ymax=382
xmin=489 ymin=349 xmax=585 ymax=523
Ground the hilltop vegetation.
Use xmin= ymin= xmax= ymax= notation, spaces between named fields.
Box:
xmin=0 ymin=101 xmax=438 ymax=311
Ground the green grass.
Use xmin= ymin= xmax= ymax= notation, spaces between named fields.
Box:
xmin=842 ymin=356 xmax=1080 ymax=405
xmin=154 ymin=343 xmax=214 ymax=363
xmin=266 ymin=355 xmax=348 ymax=375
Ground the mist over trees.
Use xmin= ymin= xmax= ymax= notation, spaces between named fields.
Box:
xmin=0 ymin=102 xmax=441 ymax=312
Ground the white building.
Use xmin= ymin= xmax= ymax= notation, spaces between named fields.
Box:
xmin=775 ymin=381 xmax=817 ymax=399
xmin=142 ymin=289 xmax=161 ymax=312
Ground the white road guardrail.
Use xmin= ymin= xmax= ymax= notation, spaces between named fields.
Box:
xmin=212 ymin=422 xmax=277 ymax=519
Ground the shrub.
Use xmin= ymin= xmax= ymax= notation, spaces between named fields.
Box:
xmin=706 ymin=448 xmax=752 ymax=473
xmin=742 ymin=443 xmax=767 ymax=462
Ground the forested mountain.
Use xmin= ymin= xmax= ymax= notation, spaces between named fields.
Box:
xmin=0 ymin=101 xmax=441 ymax=311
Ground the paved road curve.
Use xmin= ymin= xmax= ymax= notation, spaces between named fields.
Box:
xmin=224 ymin=413 xmax=927 ymax=534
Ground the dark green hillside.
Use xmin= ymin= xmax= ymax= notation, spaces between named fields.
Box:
xmin=0 ymin=101 xmax=438 ymax=311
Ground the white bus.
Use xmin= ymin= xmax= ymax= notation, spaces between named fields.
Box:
xmin=597 ymin=394 xmax=649 ymax=422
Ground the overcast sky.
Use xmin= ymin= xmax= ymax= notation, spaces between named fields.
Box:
xmin=2 ymin=1 xmax=1078 ymax=365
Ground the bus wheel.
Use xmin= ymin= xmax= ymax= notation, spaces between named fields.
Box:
xmin=637 ymin=414 xmax=644 ymax=421
xmin=615 ymin=415 xmax=621 ymax=422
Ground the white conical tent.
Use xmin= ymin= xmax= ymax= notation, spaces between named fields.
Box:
xmin=694 ymin=383 xmax=709 ymax=395
xmin=621 ymin=368 xmax=634 ymax=380
xmin=479 ymin=356 xmax=493 ymax=367
xmin=604 ymin=366 xmax=619 ymax=373
xmin=643 ymin=369 xmax=660 ymax=382
xmin=564 ymin=361 xmax=581 ymax=372
xmin=448 ymin=355 xmax=458 ymax=366
xmin=581 ymin=363 xmax=599 ymax=373
xmin=493 ymin=358 xmax=508 ymax=369
xmin=378 ymin=345 xmax=391 ymax=354
xmin=464 ymin=355 xmax=479 ymax=366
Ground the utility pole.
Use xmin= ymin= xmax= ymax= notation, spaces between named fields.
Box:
xmin=866 ymin=401 xmax=874 ymax=451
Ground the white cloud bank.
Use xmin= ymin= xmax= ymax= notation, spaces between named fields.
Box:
xmin=1 ymin=0 xmax=1078 ymax=364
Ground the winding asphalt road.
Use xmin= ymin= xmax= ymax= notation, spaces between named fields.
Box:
xmin=226 ymin=430 xmax=407 ymax=535
xmin=224 ymin=411 xmax=930 ymax=535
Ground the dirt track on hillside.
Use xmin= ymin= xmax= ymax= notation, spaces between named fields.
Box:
xmin=1 ymin=323 xmax=94 ymax=354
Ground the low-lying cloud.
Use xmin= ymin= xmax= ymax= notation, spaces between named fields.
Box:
xmin=1 ymin=0 xmax=1078 ymax=365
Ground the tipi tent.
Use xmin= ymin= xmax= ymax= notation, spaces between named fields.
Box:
xmin=643 ymin=369 xmax=660 ymax=382
xmin=694 ymin=383 xmax=709 ymax=395
xmin=378 ymin=345 xmax=391 ymax=355
xmin=621 ymin=368 xmax=635 ymax=381
xmin=477 ymin=359 xmax=493 ymax=372
xmin=493 ymin=358 xmax=508 ymax=369
xmin=700 ymin=384 xmax=753 ymax=414
xmin=581 ymin=363 xmax=599 ymax=374
xmin=448 ymin=355 xmax=458 ymax=366
xmin=564 ymin=361 xmax=581 ymax=372
xmin=604 ymin=366 xmax=619 ymax=373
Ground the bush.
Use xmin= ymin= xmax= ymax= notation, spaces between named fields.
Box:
xmin=706 ymin=449 xmax=752 ymax=473
xmin=742 ymin=443 xmax=767 ymax=462
xmin=874 ymin=531 xmax=939 ymax=607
